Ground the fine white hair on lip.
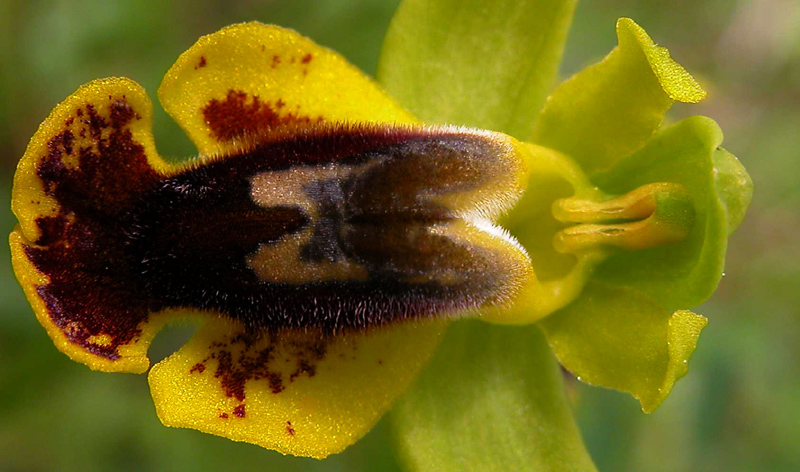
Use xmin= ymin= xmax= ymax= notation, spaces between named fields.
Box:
xmin=433 ymin=125 xmax=524 ymax=222
xmin=426 ymin=123 xmax=504 ymax=139
xmin=465 ymin=214 xmax=529 ymax=259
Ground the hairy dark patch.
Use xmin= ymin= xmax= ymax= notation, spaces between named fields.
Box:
xmin=24 ymin=117 xmax=517 ymax=362
xmin=26 ymin=97 xmax=158 ymax=359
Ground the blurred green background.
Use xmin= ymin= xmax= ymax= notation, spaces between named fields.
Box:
xmin=1 ymin=1 xmax=797 ymax=471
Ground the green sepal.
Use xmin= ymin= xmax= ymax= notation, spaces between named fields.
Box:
xmin=539 ymin=281 xmax=707 ymax=413
xmin=532 ymin=18 xmax=705 ymax=175
xmin=391 ymin=321 xmax=598 ymax=472
xmin=712 ymin=147 xmax=753 ymax=235
xmin=593 ymin=115 xmax=746 ymax=310
xmin=378 ymin=0 xmax=577 ymax=140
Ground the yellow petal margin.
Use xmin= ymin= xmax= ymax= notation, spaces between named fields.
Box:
xmin=539 ymin=281 xmax=707 ymax=412
xmin=10 ymin=230 xmax=185 ymax=374
xmin=12 ymin=78 xmax=170 ymax=244
xmin=10 ymin=78 xmax=178 ymax=373
xmin=159 ymin=22 xmax=417 ymax=156
xmin=150 ymin=319 xmax=445 ymax=458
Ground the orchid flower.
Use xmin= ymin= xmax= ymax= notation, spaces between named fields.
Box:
xmin=10 ymin=0 xmax=751 ymax=468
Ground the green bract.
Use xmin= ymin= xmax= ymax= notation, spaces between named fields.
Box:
xmin=379 ymin=0 xmax=752 ymax=470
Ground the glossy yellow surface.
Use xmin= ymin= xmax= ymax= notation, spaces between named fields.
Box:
xmin=159 ymin=22 xmax=418 ymax=156
xmin=150 ymin=319 xmax=445 ymax=458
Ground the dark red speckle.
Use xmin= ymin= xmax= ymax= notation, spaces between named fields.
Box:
xmin=271 ymin=55 xmax=281 ymax=68
xmin=34 ymin=214 xmax=69 ymax=247
xmin=109 ymin=99 xmax=139 ymax=127
xmin=209 ymin=331 xmax=327 ymax=403
xmin=190 ymin=362 xmax=206 ymax=374
xmin=288 ymin=359 xmax=315 ymax=382
xmin=202 ymin=89 xmax=322 ymax=142
xmin=267 ymin=372 xmax=284 ymax=394
xmin=286 ymin=421 xmax=295 ymax=436
xmin=195 ymin=56 xmax=207 ymax=69
xmin=219 ymin=412 xmax=229 ymax=419
xmin=84 ymin=104 xmax=107 ymax=140
xmin=50 ymin=128 xmax=74 ymax=159
xmin=233 ymin=404 xmax=246 ymax=418
xmin=301 ymin=53 xmax=313 ymax=64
